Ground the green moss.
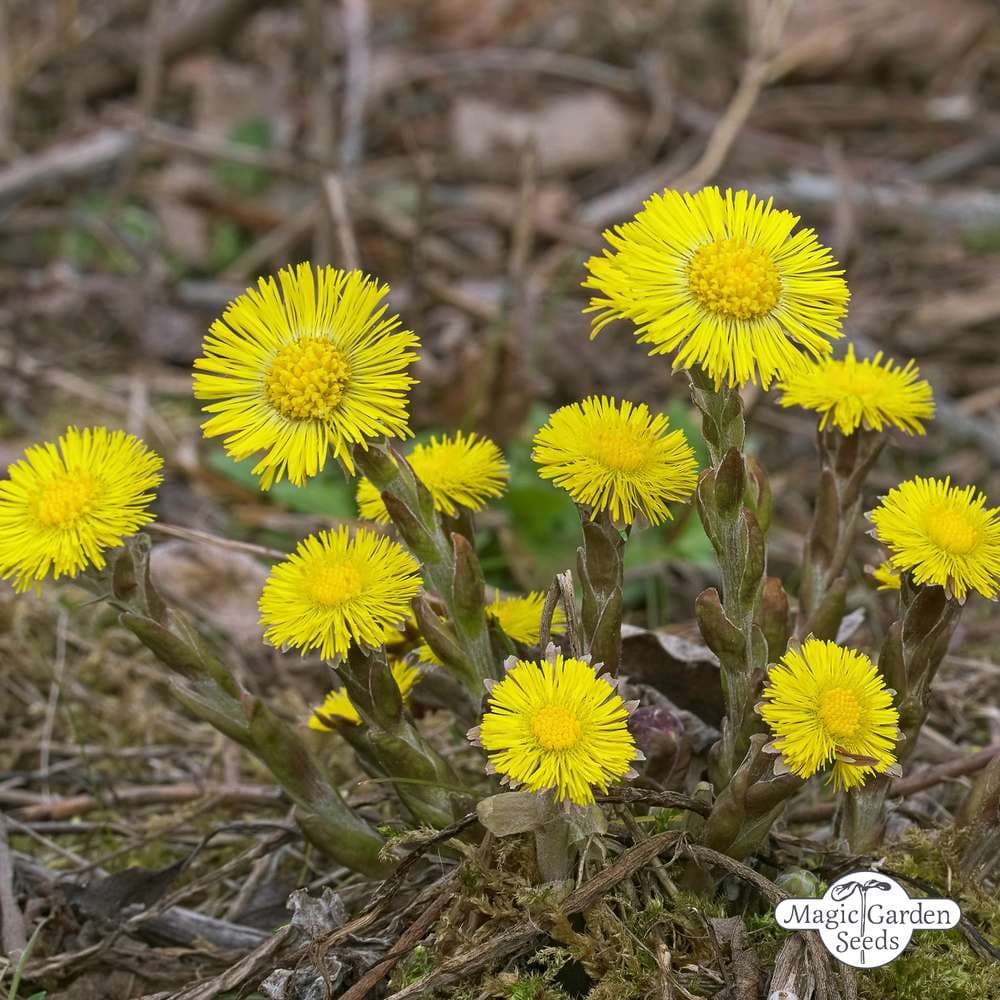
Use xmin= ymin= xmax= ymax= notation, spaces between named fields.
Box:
xmin=855 ymin=829 xmax=1000 ymax=999
xmin=392 ymin=944 xmax=436 ymax=989
xmin=861 ymin=933 xmax=999 ymax=1000
xmin=504 ymin=973 xmax=571 ymax=999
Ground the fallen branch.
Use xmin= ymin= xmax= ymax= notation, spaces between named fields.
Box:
xmin=0 ymin=817 xmax=27 ymax=960
xmin=337 ymin=869 xmax=461 ymax=1000
xmin=13 ymin=782 xmax=285 ymax=822
xmin=0 ymin=129 xmax=136 ymax=209
xmin=598 ymin=787 xmax=712 ymax=817
xmin=789 ymin=745 xmax=1000 ymax=823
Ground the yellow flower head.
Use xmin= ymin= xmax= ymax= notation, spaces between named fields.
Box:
xmin=532 ymin=396 xmax=698 ymax=525
xmin=0 ymin=427 xmax=163 ymax=592
xmin=417 ymin=591 xmax=566 ymax=666
xmin=470 ymin=650 xmax=640 ymax=806
xmin=309 ymin=658 xmax=421 ymax=729
xmin=194 ymin=264 xmax=419 ymax=489
xmin=760 ymin=638 xmax=899 ymax=792
xmin=584 ymin=187 xmax=849 ymax=388
xmin=357 ymin=432 xmax=508 ymax=522
xmin=869 ymin=477 xmax=1000 ymax=603
xmin=778 ymin=345 xmax=934 ymax=436
xmin=488 ymin=591 xmax=566 ymax=644
xmin=259 ymin=526 xmax=421 ymax=659
xmin=869 ymin=560 xmax=902 ymax=592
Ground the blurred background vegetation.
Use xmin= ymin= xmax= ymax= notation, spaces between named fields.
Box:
xmin=2 ymin=1 xmax=1000 ymax=997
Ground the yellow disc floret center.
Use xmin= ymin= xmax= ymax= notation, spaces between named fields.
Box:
xmin=687 ymin=238 xmax=781 ymax=320
xmin=308 ymin=562 xmax=364 ymax=607
xmin=926 ymin=508 xmax=979 ymax=555
xmin=32 ymin=472 xmax=98 ymax=529
xmin=531 ymin=704 xmax=582 ymax=751
xmin=266 ymin=339 xmax=350 ymax=421
xmin=590 ymin=430 xmax=652 ymax=474
xmin=825 ymin=366 xmax=880 ymax=404
xmin=818 ymin=687 xmax=862 ymax=739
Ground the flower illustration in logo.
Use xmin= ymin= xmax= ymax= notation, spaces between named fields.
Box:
xmin=775 ymin=871 xmax=960 ymax=968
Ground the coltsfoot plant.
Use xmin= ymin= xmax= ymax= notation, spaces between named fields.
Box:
xmin=3 ymin=187 xmax=998 ymax=990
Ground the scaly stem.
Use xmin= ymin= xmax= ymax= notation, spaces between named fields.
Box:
xmin=689 ymin=368 xmax=772 ymax=788
xmin=98 ymin=537 xmax=391 ymax=877
xmin=577 ymin=509 xmax=625 ymax=673
xmin=796 ymin=429 xmax=884 ymax=641
xmin=354 ymin=440 xmax=500 ymax=691
xmin=339 ymin=644 xmax=470 ymax=829
xmin=838 ymin=579 xmax=961 ymax=851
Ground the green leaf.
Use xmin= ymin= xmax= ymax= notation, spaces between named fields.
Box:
xmin=215 ymin=118 xmax=273 ymax=194
xmin=204 ymin=446 xmax=356 ymax=517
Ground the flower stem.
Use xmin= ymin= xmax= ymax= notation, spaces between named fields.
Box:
xmin=689 ymin=368 xmax=772 ymax=789
xmin=99 ymin=538 xmax=391 ymax=876
xmin=339 ymin=644 xmax=470 ymax=828
xmin=577 ymin=508 xmax=625 ymax=673
xmin=838 ymin=580 xmax=961 ymax=851
xmin=796 ymin=429 xmax=884 ymax=641
xmin=353 ymin=441 xmax=500 ymax=691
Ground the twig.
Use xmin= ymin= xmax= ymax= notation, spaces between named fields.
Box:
xmin=789 ymin=745 xmax=1000 ymax=823
xmin=224 ymin=809 xmax=294 ymax=921
xmin=0 ymin=0 xmax=13 ymax=158
xmin=338 ymin=869 xmax=460 ymax=1000
xmin=597 ymin=788 xmax=712 ymax=818
xmin=668 ymin=0 xmax=793 ymax=194
xmin=125 ymin=116 xmax=312 ymax=177
xmin=111 ymin=0 xmax=168 ymax=206
xmin=745 ymin=170 xmax=1000 ymax=230
xmin=38 ymin=609 xmax=68 ymax=799
xmin=151 ymin=925 xmax=294 ymax=1000
xmin=0 ymin=816 xmax=27 ymax=960
xmin=303 ymin=0 xmax=337 ymax=261
xmin=373 ymin=47 xmax=638 ymax=97
xmin=0 ymin=128 xmax=137 ymax=209
xmin=323 ymin=174 xmax=361 ymax=270
xmin=909 ymin=134 xmax=1000 ymax=184
xmin=340 ymin=0 xmax=370 ymax=173
xmin=147 ymin=523 xmax=288 ymax=561
xmin=222 ymin=200 xmax=319 ymax=280
xmin=13 ymin=782 xmax=286 ymax=822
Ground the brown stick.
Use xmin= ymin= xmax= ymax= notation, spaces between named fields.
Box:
xmin=14 ymin=782 xmax=285 ymax=821
xmin=788 ymin=745 xmax=1000 ymax=823
xmin=338 ymin=870 xmax=460 ymax=1000
xmin=0 ymin=129 xmax=136 ymax=209
xmin=148 ymin=522 xmax=288 ymax=560
xmin=0 ymin=816 xmax=27 ymax=960
xmin=323 ymin=175 xmax=361 ymax=270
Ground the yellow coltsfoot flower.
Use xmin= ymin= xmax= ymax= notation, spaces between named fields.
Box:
xmin=759 ymin=638 xmax=900 ymax=792
xmin=194 ymin=264 xmax=419 ymax=489
xmin=486 ymin=591 xmax=566 ymax=645
xmin=0 ymin=427 xmax=163 ymax=592
xmin=869 ymin=476 xmax=1000 ymax=603
xmin=417 ymin=590 xmax=566 ymax=666
xmin=259 ymin=526 xmax=421 ymax=659
xmin=532 ymin=396 xmax=698 ymax=525
xmin=778 ymin=344 xmax=934 ymax=436
xmin=584 ymin=187 xmax=849 ymax=388
xmin=868 ymin=560 xmax=902 ymax=592
xmin=356 ymin=431 xmax=508 ymax=522
xmin=309 ymin=658 xmax=421 ymax=729
xmin=469 ymin=649 xmax=641 ymax=806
